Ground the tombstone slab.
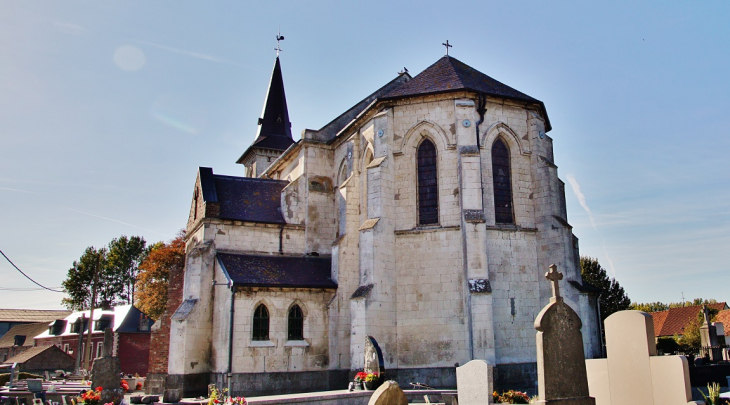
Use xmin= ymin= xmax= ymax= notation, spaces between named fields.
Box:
xmin=534 ymin=265 xmax=594 ymax=405
xmin=90 ymin=328 xmax=123 ymax=405
xmin=367 ymin=380 xmax=407 ymax=405
xmin=456 ymin=360 xmax=493 ymax=405
xmin=585 ymin=310 xmax=701 ymax=405
xmin=364 ymin=336 xmax=385 ymax=379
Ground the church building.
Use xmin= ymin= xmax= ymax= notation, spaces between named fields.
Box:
xmin=165 ymin=48 xmax=602 ymax=397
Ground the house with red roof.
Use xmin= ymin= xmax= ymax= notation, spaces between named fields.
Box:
xmin=650 ymin=303 xmax=728 ymax=339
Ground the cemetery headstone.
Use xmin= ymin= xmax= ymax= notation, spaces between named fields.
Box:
xmin=364 ymin=336 xmax=385 ymax=380
xmin=367 ymin=381 xmax=407 ymax=405
xmin=585 ymin=310 xmax=701 ymax=405
xmin=8 ymin=363 xmax=18 ymax=388
xmin=90 ymin=328 xmax=123 ymax=405
xmin=456 ymin=360 xmax=493 ymax=405
xmin=534 ymin=265 xmax=595 ymax=405
xmin=699 ymin=305 xmax=719 ymax=362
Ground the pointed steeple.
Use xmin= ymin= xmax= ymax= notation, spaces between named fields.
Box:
xmin=237 ymin=56 xmax=295 ymax=175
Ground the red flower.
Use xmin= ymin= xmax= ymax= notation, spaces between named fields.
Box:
xmin=96 ymin=387 xmax=103 ymax=392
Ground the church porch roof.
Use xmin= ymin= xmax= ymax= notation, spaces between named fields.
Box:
xmin=217 ymin=252 xmax=336 ymax=289
xmin=198 ymin=167 xmax=288 ymax=224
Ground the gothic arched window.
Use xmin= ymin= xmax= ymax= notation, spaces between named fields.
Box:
xmin=418 ymin=139 xmax=439 ymax=225
xmin=492 ymin=138 xmax=514 ymax=224
xmin=288 ymin=305 xmax=304 ymax=340
xmin=252 ymin=304 xmax=269 ymax=341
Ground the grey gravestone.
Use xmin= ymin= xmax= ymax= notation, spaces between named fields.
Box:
xmin=456 ymin=360 xmax=493 ymax=405
xmin=364 ymin=336 xmax=385 ymax=379
xmin=162 ymin=389 xmax=181 ymax=404
xmin=367 ymin=381 xmax=407 ymax=405
xmin=8 ymin=363 xmax=18 ymax=388
xmin=90 ymin=328 xmax=123 ymax=405
xmin=534 ymin=265 xmax=595 ymax=405
xmin=699 ymin=305 xmax=719 ymax=361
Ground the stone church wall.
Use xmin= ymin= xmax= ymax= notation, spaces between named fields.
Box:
xmin=205 ymin=221 xmax=305 ymax=256
xmin=394 ymin=228 xmax=468 ymax=368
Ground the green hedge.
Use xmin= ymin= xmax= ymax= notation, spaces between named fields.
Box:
xmin=0 ymin=372 xmax=44 ymax=388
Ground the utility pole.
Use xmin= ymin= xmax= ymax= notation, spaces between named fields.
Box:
xmin=74 ymin=314 xmax=86 ymax=373
xmin=83 ymin=252 xmax=101 ymax=371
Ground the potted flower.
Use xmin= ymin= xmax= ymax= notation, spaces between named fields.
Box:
xmin=492 ymin=390 xmax=531 ymax=404
xmin=363 ymin=372 xmax=380 ymax=390
xmin=353 ymin=372 xmax=368 ymax=390
xmin=78 ymin=387 xmax=102 ymax=405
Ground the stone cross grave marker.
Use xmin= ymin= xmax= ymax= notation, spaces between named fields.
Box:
xmin=456 ymin=360 xmax=493 ymax=405
xmin=534 ymin=264 xmax=595 ymax=405
xmin=91 ymin=328 xmax=123 ymax=405
xmin=585 ymin=310 xmax=700 ymax=405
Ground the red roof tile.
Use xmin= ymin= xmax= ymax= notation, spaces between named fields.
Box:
xmin=715 ymin=309 xmax=730 ymax=336
xmin=650 ymin=303 xmax=728 ymax=337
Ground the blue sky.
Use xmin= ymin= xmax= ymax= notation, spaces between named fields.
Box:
xmin=1 ymin=1 xmax=728 ymax=310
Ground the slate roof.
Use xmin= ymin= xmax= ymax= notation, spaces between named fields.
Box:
xmin=0 ymin=323 xmax=52 ymax=348
xmin=0 ymin=309 xmax=71 ymax=323
xmin=383 ymin=56 xmax=551 ymax=131
xmin=217 ymin=253 xmax=336 ymax=289
xmin=650 ymin=303 xmax=728 ymax=337
xmin=237 ymin=57 xmax=295 ymax=164
xmin=34 ymin=305 xmax=153 ymax=339
xmin=714 ymin=309 xmax=730 ymax=336
xmin=198 ymin=168 xmax=287 ymax=224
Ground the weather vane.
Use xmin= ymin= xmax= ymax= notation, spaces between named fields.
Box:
xmin=442 ymin=40 xmax=452 ymax=56
xmin=275 ymin=29 xmax=284 ymax=56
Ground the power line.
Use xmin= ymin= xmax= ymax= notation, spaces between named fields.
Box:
xmin=0 ymin=248 xmax=65 ymax=293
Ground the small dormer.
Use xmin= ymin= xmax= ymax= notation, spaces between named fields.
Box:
xmin=95 ymin=314 xmax=113 ymax=331
xmin=49 ymin=320 xmax=66 ymax=336
xmin=13 ymin=335 xmax=26 ymax=346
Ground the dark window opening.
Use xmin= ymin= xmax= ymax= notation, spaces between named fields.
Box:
xmin=417 ymin=139 xmax=439 ymax=225
xmin=70 ymin=318 xmax=88 ymax=334
xmin=49 ymin=320 xmax=66 ymax=336
xmin=288 ymin=305 xmax=304 ymax=340
xmin=95 ymin=315 xmax=113 ymax=331
xmin=492 ymin=139 xmax=514 ymax=224
xmin=252 ymin=304 xmax=269 ymax=341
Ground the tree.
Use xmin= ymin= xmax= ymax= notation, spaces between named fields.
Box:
xmin=630 ymin=302 xmax=669 ymax=312
xmin=679 ymin=307 xmax=719 ymax=348
xmin=135 ymin=232 xmax=185 ymax=320
xmin=61 ymin=247 xmax=113 ymax=310
xmin=106 ymin=236 xmax=147 ymax=304
xmin=631 ymin=298 xmax=718 ymax=312
xmin=580 ymin=256 xmax=631 ymax=323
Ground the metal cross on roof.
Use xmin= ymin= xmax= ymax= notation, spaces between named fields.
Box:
xmin=275 ymin=29 xmax=285 ymax=56
xmin=545 ymin=264 xmax=563 ymax=300
xmin=442 ymin=40 xmax=452 ymax=56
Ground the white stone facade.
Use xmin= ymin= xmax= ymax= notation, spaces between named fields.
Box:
xmin=167 ymin=62 xmax=601 ymax=396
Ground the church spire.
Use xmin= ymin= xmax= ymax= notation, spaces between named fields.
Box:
xmin=253 ymin=55 xmax=293 ymax=147
xmin=236 ymin=39 xmax=295 ymax=176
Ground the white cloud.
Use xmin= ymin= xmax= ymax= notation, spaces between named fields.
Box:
xmin=53 ymin=21 xmax=86 ymax=35
xmin=134 ymin=40 xmax=254 ymax=70
xmin=64 ymin=208 xmax=172 ymax=238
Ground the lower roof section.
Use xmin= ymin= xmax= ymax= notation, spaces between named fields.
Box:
xmin=217 ymin=252 xmax=337 ymax=289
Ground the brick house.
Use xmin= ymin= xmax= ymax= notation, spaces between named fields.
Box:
xmin=651 ymin=302 xmax=729 ymax=339
xmin=34 ymin=305 xmax=154 ymax=375
xmin=0 ymin=323 xmax=55 ymax=363
xmin=2 ymin=345 xmax=75 ymax=374
xmin=165 ymin=53 xmax=601 ymax=397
